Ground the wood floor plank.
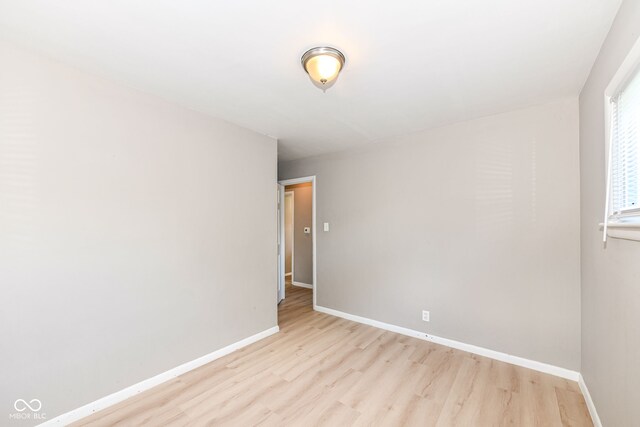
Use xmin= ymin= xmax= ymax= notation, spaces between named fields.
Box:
xmin=74 ymin=282 xmax=592 ymax=426
xmin=555 ymin=387 xmax=594 ymax=427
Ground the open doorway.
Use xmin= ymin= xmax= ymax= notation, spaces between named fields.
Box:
xmin=277 ymin=176 xmax=315 ymax=315
xmin=284 ymin=182 xmax=312 ymax=290
xmin=284 ymin=191 xmax=294 ymax=284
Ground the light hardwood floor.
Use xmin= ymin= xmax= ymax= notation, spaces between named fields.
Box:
xmin=75 ymin=283 xmax=592 ymax=426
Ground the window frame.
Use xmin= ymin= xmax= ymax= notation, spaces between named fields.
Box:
xmin=602 ymin=36 xmax=640 ymax=241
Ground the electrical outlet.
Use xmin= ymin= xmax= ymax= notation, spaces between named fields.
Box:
xmin=422 ymin=310 xmax=430 ymax=322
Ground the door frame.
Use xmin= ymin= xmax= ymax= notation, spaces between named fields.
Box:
xmin=284 ymin=191 xmax=294 ymax=280
xmin=278 ymin=176 xmax=317 ymax=309
xmin=277 ymin=183 xmax=285 ymax=303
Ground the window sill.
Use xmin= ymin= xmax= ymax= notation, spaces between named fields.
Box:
xmin=600 ymin=220 xmax=640 ymax=242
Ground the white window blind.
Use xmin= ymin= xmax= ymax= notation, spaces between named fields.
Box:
xmin=610 ymin=68 xmax=640 ymax=216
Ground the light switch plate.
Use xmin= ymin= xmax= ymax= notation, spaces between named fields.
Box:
xmin=323 ymin=222 xmax=329 ymax=232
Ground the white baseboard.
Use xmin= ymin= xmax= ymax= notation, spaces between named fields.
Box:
xmin=579 ymin=374 xmax=602 ymax=427
xmin=292 ymin=281 xmax=313 ymax=289
xmin=314 ymin=305 xmax=579 ymax=382
xmin=285 ymin=272 xmax=292 ymax=277
xmin=40 ymin=326 xmax=280 ymax=426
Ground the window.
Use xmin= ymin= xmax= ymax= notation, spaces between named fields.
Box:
xmin=610 ymin=69 xmax=640 ymax=217
xmin=603 ymin=37 xmax=640 ymax=242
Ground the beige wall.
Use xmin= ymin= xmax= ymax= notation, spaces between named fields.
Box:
xmin=280 ymin=99 xmax=581 ymax=370
xmin=0 ymin=41 xmax=277 ymax=421
xmin=284 ymin=183 xmax=313 ymax=285
xmin=284 ymin=192 xmax=294 ymax=275
xmin=579 ymin=0 xmax=640 ymax=424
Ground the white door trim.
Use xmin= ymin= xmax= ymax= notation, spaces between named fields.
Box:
xmin=277 ymin=183 xmax=285 ymax=303
xmin=278 ymin=176 xmax=316 ymax=309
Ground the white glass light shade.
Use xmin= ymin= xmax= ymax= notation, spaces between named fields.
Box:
xmin=301 ymin=47 xmax=345 ymax=91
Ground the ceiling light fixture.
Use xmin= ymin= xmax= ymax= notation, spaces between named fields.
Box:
xmin=301 ymin=47 xmax=346 ymax=92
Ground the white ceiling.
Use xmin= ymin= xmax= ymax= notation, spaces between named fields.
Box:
xmin=0 ymin=0 xmax=621 ymax=161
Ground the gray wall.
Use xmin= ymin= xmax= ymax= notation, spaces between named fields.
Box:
xmin=280 ymin=99 xmax=581 ymax=370
xmin=579 ymin=0 xmax=640 ymax=425
xmin=285 ymin=183 xmax=313 ymax=285
xmin=0 ymin=41 xmax=277 ymax=423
